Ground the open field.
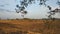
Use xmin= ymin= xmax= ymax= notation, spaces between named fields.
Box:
xmin=0 ymin=19 xmax=60 ymax=34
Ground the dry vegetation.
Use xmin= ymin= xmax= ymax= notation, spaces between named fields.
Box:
xmin=0 ymin=18 xmax=60 ymax=34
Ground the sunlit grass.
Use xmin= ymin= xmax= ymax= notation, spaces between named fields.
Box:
xmin=0 ymin=19 xmax=60 ymax=34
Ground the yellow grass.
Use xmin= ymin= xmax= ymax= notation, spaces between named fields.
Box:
xmin=0 ymin=19 xmax=60 ymax=34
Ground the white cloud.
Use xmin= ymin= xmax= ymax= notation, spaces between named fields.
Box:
xmin=0 ymin=0 xmax=60 ymax=19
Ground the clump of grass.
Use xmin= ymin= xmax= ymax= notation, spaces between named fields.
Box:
xmin=0 ymin=29 xmax=6 ymax=34
xmin=23 ymin=18 xmax=31 ymax=20
xmin=9 ymin=31 xmax=28 ymax=34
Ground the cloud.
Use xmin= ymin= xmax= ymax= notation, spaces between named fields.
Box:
xmin=0 ymin=0 xmax=60 ymax=19
xmin=0 ymin=9 xmax=22 ymax=19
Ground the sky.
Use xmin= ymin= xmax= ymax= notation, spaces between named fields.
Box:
xmin=0 ymin=0 xmax=60 ymax=19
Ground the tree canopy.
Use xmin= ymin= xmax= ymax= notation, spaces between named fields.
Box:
xmin=15 ymin=0 xmax=60 ymax=19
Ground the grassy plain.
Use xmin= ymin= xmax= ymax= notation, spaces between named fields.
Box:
xmin=0 ymin=19 xmax=60 ymax=34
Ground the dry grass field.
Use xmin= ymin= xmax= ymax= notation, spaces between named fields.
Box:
xmin=0 ymin=18 xmax=60 ymax=34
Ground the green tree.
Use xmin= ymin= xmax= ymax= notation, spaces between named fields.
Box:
xmin=15 ymin=0 xmax=60 ymax=19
